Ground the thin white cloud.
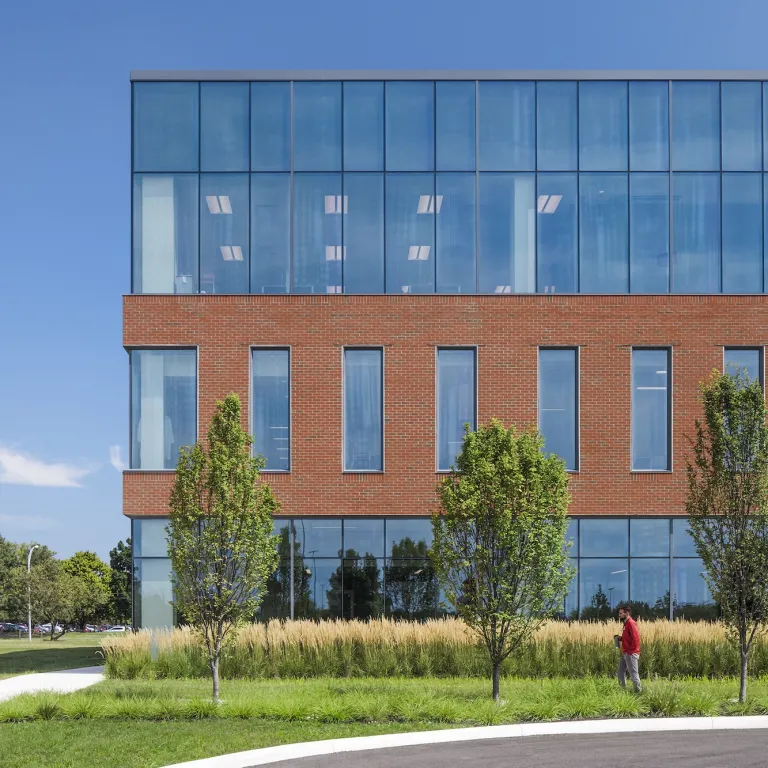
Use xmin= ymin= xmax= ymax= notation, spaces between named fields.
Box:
xmin=109 ymin=445 xmax=126 ymax=472
xmin=0 ymin=447 xmax=93 ymax=488
xmin=0 ymin=513 xmax=63 ymax=533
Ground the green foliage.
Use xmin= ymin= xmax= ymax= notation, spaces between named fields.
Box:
xmin=109 ymin=538 xmax=132 ymax=624
xmin=430 ymin=419 xmax=572 ymax=699
xmin=62 ymin=551 xmax=112 ymax=628
xmin=686 ymin=370 xmax=768 ymax=702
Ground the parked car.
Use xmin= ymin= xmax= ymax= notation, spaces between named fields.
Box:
xmin=103 ymin=625 xmax=127 ymax=632
xmin=84 ymin=624 xmax=99 ymax=633
xmin=36 ymin=623 xmax=63 ymax=634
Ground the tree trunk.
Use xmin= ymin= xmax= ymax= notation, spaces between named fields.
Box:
xmin=211 ymin=656 xmax=220 ymax=704
xmin=740 ymin=649 xmax=748 ymax=704
xmin=492 ymin=661 xmax=500 ymax=703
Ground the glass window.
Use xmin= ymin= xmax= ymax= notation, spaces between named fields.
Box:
xmin=722 ymin=82 xmax=762 ymax=171
xmin=722 ymin=173 xmax=763 ymax=293
xmin=478 ymin=173 xmax=535 ymax=294
xmin=251 ymin=174 xmax=290 ymax=294
xmin=385 ymin=173 xmax=435 ymax=294
xmin=343 ymin=82 xmax=384 ymax=171
xmin=478 ymin=81 xmax=535 ymax=171
xmin=725 ymin=348 xmax=762 ymax=385
xmin=130 ymin=349 xmax=196 ymax=470
xmin=566 ymin=519 xmax=579 ymax=555
xmin=538 ymin=348 xmax=578 ymax=471
xmin=385 ymin=82 xmax=434 ymax=171
xmin=200 ymin=83 xmax=249 ymax=172
xmin=436 ymin=82 xmax=476 ymax=171
xmin=385 ymin=559 xmax=437 ymax=619
xmin=252 ymin=349 xmax=290 ymax=471
xmin=293 ymin=173 xmax=342 ymax=294
xmin=293 ymin=81 xmax=342 ymax=171
xmin=134 ymin=558 xmax=174 ymax=629
xmin=295 ymin=519 xmax=342 ymax=558
xmin=133 ymin=174 xmax=199 ymax=294
xmin=344 ymin=518 xmax=385 ymax=558
xmin=200 ymin=174 xmax=249 ymax=294
xmin=579 ymin=519 xmax=629 ymax=557
xmin=565 ymin=559 xmax=578 ymax=619
xmin=344 ymin=348 xmax=383 ymax=471
xmin=630 ymin=173 xmax=669 ymax=293
xmin=632 ymin=349 xmax=671 ymax=471
xmin=537 ymin=173 xmax=578 ymax=293
xmin=579 ymin=559 xmax=628 ymax=619
xmin=630 ymin=559 xmax=670 ymax=619
xmin=672 ymin=173 xmax=721 ymax=293
xmin=629 ymin=81 xmax=669 ymax=171
xmin=673 ymin=558 xmax=715 ymax=620
xmin=341 ymin=557 xmax=384 ymax=619
xmin=343 ymin=173 xmax=384 ymax=293
xmin=536 ymin=82 xmax=577 ymax=171
xmin=251 ymin=82 xmax=290 ymax=171
xmin=579 ymin=173 xmax=629 ymax=293
xmin=132 ymin=518 xmax=169 ymax=558
xmin=579 ymin=82 xmax=628 ymax=171
xmin=133 ymin=82 xmax=199 ymax=172
xmin=260 ymin=556 xmax=292 ymax=621
xmin=437 ymin=348 xmax=476 ymax=471
xmin=671 ymin=82 xmax=720 ymax=171
xmin=630 ymin=519 xmax=670 ymax=556
xmin=672 ymin=519 xmax=698 ymax=557
xmin=296 ymin=558 xmax=339 ymax=619
xmin=386 ymin=518 xmax=433 ymax=556
xmin=436 ymin=173 xmax=476 ymax=294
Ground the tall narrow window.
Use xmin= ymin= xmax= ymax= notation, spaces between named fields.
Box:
xmin=437 ymin=348 xmax=476 ymax=470
xmin=539 ymin=348 xmax=578 ymax=471
xmin=632 ymin=349 xmax=671 ymax=471
xmin=724 ymin=347 xmax=763 ymax=387
xmin=252 ymin=348 xmax=290 ymax=471
xmin=343 ymin=348 xmax=383 ymax=471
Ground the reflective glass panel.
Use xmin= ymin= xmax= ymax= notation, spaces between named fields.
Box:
xmin=673 ymin=558 xmax=716 ymax=620
xmin=579 ymin=519 xmax=629 ymax=557
xmin=130 ymin=350 xmax=197 ymax=470
xmin=565 ymin=559 xmax=578 ymax=619
xmin=579 ymin=82 xmax=628 ymax=171
xmin=579 ymin=559 xmax=628 ymax=619
xmin=296 ymin=558 xmax=339 ymax=619
xmin=293 ymin=81 xmax=342 ymax=171
xmin=672 ymin=519 xmax=698 ymax=557
xmin=385 ymin=82 xmax=434 ymax=171
xmin=537 ymin=173 xmax=578 ymax=293
xmin=343 ymin=81 xmax=384 ymax=171
xmin=724 ymin=348 xmax=762 ymax=384
xmin=133 ymin=519 xmax=169 ymax=558
xmin=671 ymin=82 xmax=720 ymax=171
xmin=478 ymin=81 xmax=535 ymax=171
xmin=536 ymin=82 xmax=577 ymax=171
xmin=566 ymin=519 xmax=579 ymax=555
xmin=722 ymin=82 xmax=762 ymax=171
xmin=133 ymin=174 xmax=199 ymax=294
xmin=251 ymin=82 xmax=290 ymax=171
xmin=251 ymin=174 xmax=290 ymax=294
xmin=672 ymin=173 xmax=721 ymax=293
xmin=260 ymin=556 xmax=292 ymax=620
xmin=436 ymin=173 xmax=476 ymax=294
xmin=295 ymin=519 xmax=342 ymax=558
xmin=629 ymin=81 xmax=669 ymax=171
xmin=385 ymin=173 xmax=435 ymax=294
xmin=629 ymin=173 xmax=669 ymax=293
xmin=343 ymin=518 xmax=385 ymax=558
xmin=343 ymin=173 xmax=384 ymax=293
xmin=200 ymin=174 xmax=249 ymax=294
xmin=630 ymin=519 xmax=670 ymax=556
xmin=437 ymin=348 xmax=476 ymax=470
xmin=579 ymin=173 xmax=629 ymax=293
xmin=478 ymin=173 xmax=535 ymax=293
xmin=341 ymin=557 xmax=384 ymax=619
xmin=200 ymin=83 xmax=249 ymax=172
xmin=630 ymin=559 xmax=670 ymax=619
xmin=632 ymin=349 xmax=670 ymax=471
xmin=293 ymin=173 xmax=342 ymax=294
xmin=722 ymin=173 xmax=763 ymax=293
xmin=538 ymin=348 xmax=578 ymax=470
xmin=251 ymin=348 xmax=290 ymax=471
xmin=385 ymin=559 xmax=437 ymax=619
xmin=436 ymin=81 xmax=475 ymax=171
xmin=344 ymin=348 xmax=383 ymax=471
xmin=134 ymin=558 xmax=174 ymax=629
xmin=133 ymin=83 xmax=198 ymax=172
xmin=386 ymin=518 xmax=433 ymax=556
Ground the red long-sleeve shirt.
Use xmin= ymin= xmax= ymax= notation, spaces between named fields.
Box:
xmin=621 ymin=617 xmax=641 ymax=655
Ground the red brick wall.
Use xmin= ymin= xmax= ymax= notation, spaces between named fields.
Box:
xmin=123 ymin=294 xmax=768 ymax=519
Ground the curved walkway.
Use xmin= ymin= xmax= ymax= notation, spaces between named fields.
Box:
xmin=0 ymin=666 xmax=104 ymax=702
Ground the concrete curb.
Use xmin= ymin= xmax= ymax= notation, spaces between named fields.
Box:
xmin=0 ymin=666 xmax=105 ymax=703
xmin=162 ymin=715 xmax=768 ymax=767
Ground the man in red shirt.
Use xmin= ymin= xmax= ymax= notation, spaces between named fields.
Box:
xmin=615 ymin=604 xmax=642 ymax=693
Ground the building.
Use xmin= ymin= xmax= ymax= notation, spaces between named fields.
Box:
xmin=127 ymin=70 xmax=768 ymax=628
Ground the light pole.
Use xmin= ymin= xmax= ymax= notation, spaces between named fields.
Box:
xmin=27 ymin=545 xmax=38 ymax=642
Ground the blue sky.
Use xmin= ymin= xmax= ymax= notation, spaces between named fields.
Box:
xmin=0 ymin=0 xmax=766 ymax=560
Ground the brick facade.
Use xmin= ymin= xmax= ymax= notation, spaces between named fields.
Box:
xmin=123 ymin=293 xmax=768 ymax=520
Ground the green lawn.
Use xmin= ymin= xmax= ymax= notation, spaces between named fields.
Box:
xmin=0 ymin=634 xmax=104 ymax=678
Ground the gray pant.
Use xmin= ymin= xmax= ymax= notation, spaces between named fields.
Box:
xmin=618 ymin=653 xmax=642 ymax=692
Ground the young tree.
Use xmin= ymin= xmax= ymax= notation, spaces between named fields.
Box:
xmin=168 ymin=394 xmax=279 ymax=703
xmin=686 ymin=370 xmax=768 ymax=703
xmin=431 ymin=420 xmax=572 ymax=702
xmin=63 ymin=552 xmax=112 ymax=629
xmin=109 ymin=539 xmax=132 ymax=624
xmin=11 ymin=560 xmax=76 ymax=640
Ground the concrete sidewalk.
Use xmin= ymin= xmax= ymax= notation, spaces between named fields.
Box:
xmin=0 ymin=666 xmax=104 ymax=702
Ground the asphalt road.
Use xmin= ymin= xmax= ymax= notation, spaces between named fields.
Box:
xmin=277 ymin=730 xmax=768 ymax=768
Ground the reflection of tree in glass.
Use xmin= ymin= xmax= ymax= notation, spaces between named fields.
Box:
xmin=384 ymin=537 xmax=437 ymax=620
xmin=579 ymin=583 xmax=610 ymax=620
xmin=259 ymin=526 xmax=315 ymax=620
xmin=327 ymin=550 xmax=382 ymax=619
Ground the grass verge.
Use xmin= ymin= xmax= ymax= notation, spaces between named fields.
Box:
xmin=0 ymin=634 xmax=104 ymax=678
